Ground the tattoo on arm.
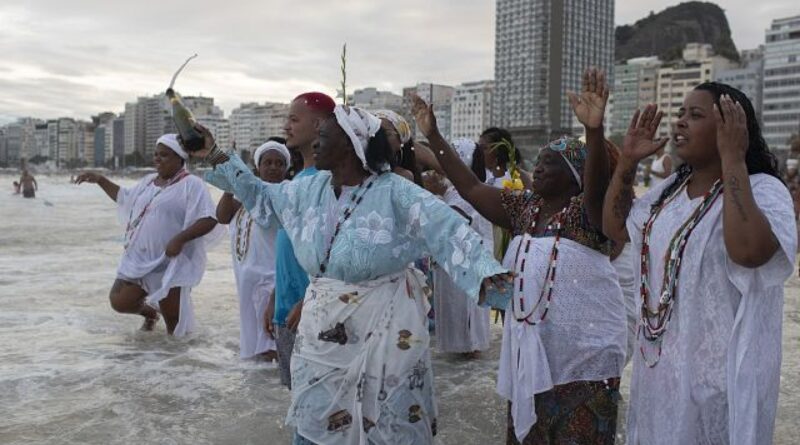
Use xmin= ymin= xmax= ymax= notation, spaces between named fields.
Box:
xmin=727 ymin=175 xmax=748 ymax=222
xmin=612 ymin=168 xmax=636 ymax=221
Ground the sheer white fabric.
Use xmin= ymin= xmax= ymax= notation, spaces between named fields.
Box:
xmin=116 ymin=174 xmax=222 ymax=336
xmin=625 ymin=173 xmax=797 ymax=445
xmin=497 ymin=235 xmax=626 ymax=441
xmin=229 ymin=208 xmax=278 ymax=358
xmin=611 ymin=243 xmax=638 ymax=364
xmin=433 ymin=187 xmax=492 ymax=353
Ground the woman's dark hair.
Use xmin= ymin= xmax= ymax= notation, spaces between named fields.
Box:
xmin=653 ymin=81 xmax=782 ymax=209
xmin=397 ymin=139 xmax=423 ymax=186
xmin=470 ymin=143 xmax=487 ymax=182
xmin=481 ymin=127 xmax=522 ymax=168
xmin=365 ymin=127 xmax=395 ymax=174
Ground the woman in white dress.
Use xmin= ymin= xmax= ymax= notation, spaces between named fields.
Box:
xmin=217 ymin=139 xmax=290 ymax=359
xmin=75 ymin=134 xmax=221 ymax=336
xmin=603 ymin=82 xmax=797 ymax=444
xmin=423 ymin=139 xmax=494 ymax=357
xmin=647 ymin=147 xmax=673 ymax=188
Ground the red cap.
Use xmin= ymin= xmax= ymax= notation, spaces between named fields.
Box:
xmin=293 ymin=92 xmax=336 ymax=114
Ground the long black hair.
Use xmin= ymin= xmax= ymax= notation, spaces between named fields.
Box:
xmin=653 ymin=82 xmax=782 ymax=209
xmin=365 ymin=127 xmax=395 ymax=174
xmin=395 ymin=139 xmax=423 ymax=186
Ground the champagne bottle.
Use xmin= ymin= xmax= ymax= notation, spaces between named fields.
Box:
xmin=165 ymin=54 xmax=204 ymax=152
xmin=166 ymin=88 xmax=204 ymax=152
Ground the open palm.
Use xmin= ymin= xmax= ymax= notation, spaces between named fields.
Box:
xmin=411 ymin=95 xmax=437 ymax=138
xmin=623 ymin=104 xmax=669 ymax=162
xmin=568 ymin=68 xmax=609 ymax=129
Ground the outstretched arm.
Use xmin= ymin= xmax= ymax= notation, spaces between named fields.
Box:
xmin=74 ymin=172 xmax=120 ymax=202
xmin=715 ymin=95 xmax=780 ymax=268
xmin=603 ymin=105 xmax=668 ymax=243
xmin=411 ymin=95 xmax=510 ymax=229
xmin=568 ymin=67 xmax=611 ymax=230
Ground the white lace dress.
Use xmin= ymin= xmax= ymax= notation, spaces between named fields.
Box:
xmin=625 ymin=173 xmax=798 ymax=445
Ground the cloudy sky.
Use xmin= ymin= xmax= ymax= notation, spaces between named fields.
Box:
xmin=0 ymin=0 xmax=797 ymax=123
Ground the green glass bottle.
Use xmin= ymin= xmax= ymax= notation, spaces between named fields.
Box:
xmin=165 ymin=88 xmax=204 ymax=152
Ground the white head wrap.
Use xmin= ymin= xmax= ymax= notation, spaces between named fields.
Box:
xmin=254 ymin=141 xmax=291 ymax=171
xmin=156 ymin=133 xmax=188 ymax=160
xmin=333 ymin=105 xmax=383 ymax=172
xmin=452 ymin=138 xmax=477 ymax=167
xmin=373 ymin=109 xmax=412 ymax=145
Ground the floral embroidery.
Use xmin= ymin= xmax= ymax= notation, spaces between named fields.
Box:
xmin=450 ymin=224 xmax=474 ymax=269
xmin=355 ymin=211 xmax=393 ymax=245
xmin=301 ymin=207 xmax=320 ymax=242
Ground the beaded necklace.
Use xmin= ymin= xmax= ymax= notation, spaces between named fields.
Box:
xmin=510 ymin=201 xmax=566 ymax=325
xmin=317 ymin=175 xmax=377 ymax=276
xmin=233 ymin=207 xmax=254 ymax=262
xmin=124 ymin=169 xmax=190 ymax=249
xmin=638 ymin=176 xmax=724 ymax=367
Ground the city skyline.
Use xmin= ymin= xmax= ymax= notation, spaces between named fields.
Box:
xmin=1 ymin=0 xmax=797 ymax=124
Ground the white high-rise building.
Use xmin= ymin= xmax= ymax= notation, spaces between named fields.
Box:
xmin=230 ymin=102 xmax=289 ymax=154
xmin=714 ymin=47 xmax=764 ymax=123
xmin=610 ymin=57 xmax=661 ymax=135
xmin=493 ymin=0 xmax=614 ymax=150
xmin=404 ymin=83 xmax=455 ymax=141
xmin=450 ymin=80 xmax=494 ymax=141
xmin=763 ymin=15 xmax=800 ymax=152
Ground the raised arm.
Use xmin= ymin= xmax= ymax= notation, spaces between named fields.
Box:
xmin=715 ymin=95 xmax=780 ymax=268
xmin=216 ymin=192 xmax=242 ymax=224
xmin=603 ymin=105 xmax=668 ymax=243
xmin=74 ymin=172 xmax=120 ymax=202
xmin=568 ymin=67 xmax=611 ymax=229
xmin=411 ymin=95 xmax=510 ymax=229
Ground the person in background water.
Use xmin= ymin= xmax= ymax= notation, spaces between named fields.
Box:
xmin=603 ymin=82 xmax=797 ymax=445
xmin=19 ymin=170 xmax=37 ymax=198
xmin=422 ymin=139 xmax=493 ymax=359
xmin=217 ymin=138 xmax=291 ymax=361
xmin=263 ymin=92 xmax=336 ymax=389
xmin=75 ymin=134 xmax=222 ymax=336
xmin=413 ymin=68 xmax=626 ymax=445
xmin=196 ymin=103 xmax=510 ymax=445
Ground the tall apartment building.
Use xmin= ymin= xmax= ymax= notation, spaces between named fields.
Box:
xmin=450 ymin=80 xmax=494 ymax=141
xmin=493 ymin=0 xmax=614 ymax=150
xmin=714 ymin=47 xmax=764 ymax=123
xmin=656 ymin=44 xmax=736 ymax=138
xmin=404 ymin=83 xmax=455 ymax=141
xmin=230 ymin=102 xmax=290 ymax=153
xmin=610 ymin=57 xmax=661 ymax=135
xmin=763 ymin=15 xmax=800 ymax=152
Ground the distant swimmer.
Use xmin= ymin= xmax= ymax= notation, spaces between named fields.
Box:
xmin=19 ymin=170 xmax=37 ymax=198
xmin=75 ymin=134 xmax=222 ymax=336
xmin=13 ymin=181 xmax=20 ymax=195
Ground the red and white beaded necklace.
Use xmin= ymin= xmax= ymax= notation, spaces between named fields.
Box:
xmin=509 ymin=201 xmax=567 ymax=325
xmin=124 ymin=169 xmax=190 ymax=249
xmin=638 ymin=176 xmax=724 ymax=367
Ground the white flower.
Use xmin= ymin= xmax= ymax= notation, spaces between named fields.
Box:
xmin=281 ymin=208 xmax=298 ymax=232
xmin=450 ymin=224 xmax=473 ymax=269
xmin=301 ymin=207 xmax=320 ymax=242
xmin=355 ymin=211 xmax=393 ymax=245
xmin=407 ymin=202 xmax=428 ymax=236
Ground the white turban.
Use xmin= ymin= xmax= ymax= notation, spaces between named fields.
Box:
xmin=254 ymin=141 xmax=291 ymax=171
xmin=156 ymin=133 xmax=188 ymax=160
xmin=333 ymin=105 xmax=383 ymax=172
xmin=453 ymin=138 xmax=477 ymax=166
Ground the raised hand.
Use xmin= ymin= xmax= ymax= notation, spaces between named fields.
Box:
xmin=187 ymin=124 xmax=216 ymax=158
xmin=568 ymin=67 xmax=609 ymax=130
xmin=714 ymin=94 xmax=748 ymax=164
xmin=622 ymin=104 xmax=669 ymax=163
xmin=410 ymin=94 xmax=438 ymax=138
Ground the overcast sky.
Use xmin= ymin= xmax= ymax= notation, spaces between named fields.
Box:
xmin=0 ymin=1 xmax=797 ymax=123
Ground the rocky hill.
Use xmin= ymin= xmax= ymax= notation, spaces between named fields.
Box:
xmin=615 ymin=2 xmax=739 ymax=62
